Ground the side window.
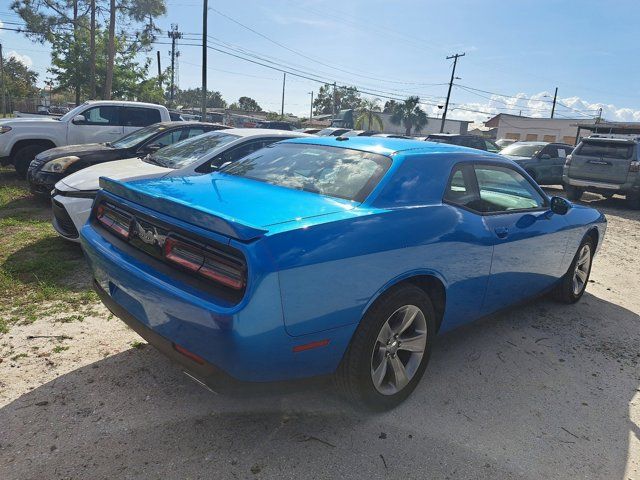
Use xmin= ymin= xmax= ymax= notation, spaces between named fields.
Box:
xmin=81 ymin=106 xmax=120 ymax=126
xmin=474 ymin=165 xmax=546 ymax=212
xmin=207 ymin=140 xmax=268 ymax=171
xmin=558 ymin=147 xmax=571 ymax=158
xmin=540 ymin=145 xmax=558 ymax=158
xmin=485 ymin=140 xmax=500 ymax=153
xmin=186 ymin=128 xmax=206 ymax=138
xmin=151 ymin=130 xmax=183 ymax=148
xmin=443 ymin=165 xmax=477 ymax=208
xmin=121 ymin=107 xmax=161 ymax=127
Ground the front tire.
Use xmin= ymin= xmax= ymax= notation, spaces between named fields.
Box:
xmin=553 ymin=237 xmax=594 ymax=303
xmin=335 ymin=284 xmax=436 ymax=410
xmin=563 ymin=184 xmax=584 ymax=202
xmin=13 ymin=145 xmax=46 ymax=179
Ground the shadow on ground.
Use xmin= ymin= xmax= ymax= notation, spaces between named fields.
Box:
xmin=1 ymin=292 xmax=638 ymax=479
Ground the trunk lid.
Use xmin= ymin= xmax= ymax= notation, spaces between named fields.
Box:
xmin=569 ymin=138 xmax=636 ymax=184
xmin=100 ymin=172 xmax=358 ymax=241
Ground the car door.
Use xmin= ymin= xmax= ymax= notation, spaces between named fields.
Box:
xmin=472 ymin=163 xmax=570 ymax=314
xmin=121 ymin=107 xmax=162 ymax=136
xmin=536 ymin=144 xmax=563 ymax=184
xmin=67 ymin=105 xmax=124 ymax=144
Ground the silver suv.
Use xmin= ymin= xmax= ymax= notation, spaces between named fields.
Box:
xmin=563 ymin=135 xmax=640 ymax=208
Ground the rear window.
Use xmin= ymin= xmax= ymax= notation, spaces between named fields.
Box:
xmin=220 ymin=143 xmax=392 ymax=202
xmin=576 ymin=140 xmax=634 ymax=160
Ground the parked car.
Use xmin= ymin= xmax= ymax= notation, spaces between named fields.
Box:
xmin=373 ymin=133 xmax=411 ymax=139
xmin=79 ymin=136 xmax=605 ymax=410
xmin=495 ymin=138 xmax=517 ymax=149
xmin=563 ymin=135 xmax=640 ymax=207
xmin=0 ymin=100 xmax=174 ymax=177
xmin=340 ymin=130 xmax=380 ymax=137
xmin=297 ymin=128 xmax=322 ymax=134
xmin=255 ymin=121 xmax=294 ymax=131
xmin=316 ymin=127 xmax=351 ymax=136
xmin=51 ymin=129 xmax=309 ymax=242
xmin=426 ymin=134 xmax=501 ymax=153
xmin=500 ymin=141 xmax=574 ymax=185
xmin=28 ymin=122 xmax=229 ymax=197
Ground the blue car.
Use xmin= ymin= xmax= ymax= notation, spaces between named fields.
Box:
xmin=80 ymin=137 xmax=606 ymax=410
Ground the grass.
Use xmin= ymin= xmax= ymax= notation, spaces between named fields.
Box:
xmin=0 ymin=166 xmax=98 ymax=334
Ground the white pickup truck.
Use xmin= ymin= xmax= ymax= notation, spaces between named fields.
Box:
xmin=0 ymin=100 xmax=174 ymax=177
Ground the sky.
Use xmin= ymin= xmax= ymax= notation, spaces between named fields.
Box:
xmin=1 ymin=0 xmax=639 ymax=125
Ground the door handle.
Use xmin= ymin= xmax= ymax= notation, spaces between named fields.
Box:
xmin=494 ymin=226 xmax=509 ymax=239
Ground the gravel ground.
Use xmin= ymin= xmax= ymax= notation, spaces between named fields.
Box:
xmin=1 ymin=189 xmax=639 ymax=480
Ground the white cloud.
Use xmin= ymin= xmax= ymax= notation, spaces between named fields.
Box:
xmin=7 ymin=50 xmax=33 ymax=68
xmin=423 ymin=91 xmax=640 ymax=125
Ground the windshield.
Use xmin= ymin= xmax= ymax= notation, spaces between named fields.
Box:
xmin=151 ymin=131 xmax=239 ymax=169
xmin=110 ymin=124 xmax=166 ymax=149
xmin=501 ymin=143 xmax=544 ymax=157
xmin=58 ymin=103 xmax=90 ymax=122
xmin=220 ymin=143 xmax=391 ymax=202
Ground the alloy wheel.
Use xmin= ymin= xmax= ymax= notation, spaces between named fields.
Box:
xmin=573 ymin=244 xmax=591 ymax=295
xmin=370 ymin=305 xmax=427 ymax=395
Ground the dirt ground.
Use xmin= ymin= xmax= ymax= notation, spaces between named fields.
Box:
xmin=1 ymin=188 xmax=639 ymax=479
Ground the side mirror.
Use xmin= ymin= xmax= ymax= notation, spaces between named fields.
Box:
xmin=72 ymin=114 xmax=86 ymax=125
xmin=540 ymin=153 xmax=551 ymax=160
xmin=550 ymin=196 xmax=570 ymax=215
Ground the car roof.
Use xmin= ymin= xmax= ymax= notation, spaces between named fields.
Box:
xmin=223 ymin=128 xmax=310 ymax=138
xmin=283 ymin=135 xmax=505 ymax=158
xmin=154 ymin=121 xmax=225 ymax=128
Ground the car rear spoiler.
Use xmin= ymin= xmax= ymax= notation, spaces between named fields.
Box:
xmin=98 ymin=176 xmax=268 ymax=242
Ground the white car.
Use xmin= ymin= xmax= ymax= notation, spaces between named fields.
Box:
xmin=51 ymin=129 xmax=310 ymax=242
xmin=0 ymin=100 xmax=173 ymax=177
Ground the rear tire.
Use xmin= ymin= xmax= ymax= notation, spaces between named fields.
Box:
xmin=564 ymin=184 xmax=584 ymax=202
xmin=626 ymin=193 xmax=640 ymax=210
xmin=335 ymin=284 xmax=436 ymax=411
xmin=553 ymin=237 xmax=594 ymax=304
xmin=13 ymin=145 xmax=47 ymax=179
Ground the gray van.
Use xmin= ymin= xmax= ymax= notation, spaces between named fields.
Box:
xmin=563 ymin=135 xmax=640 ymax=208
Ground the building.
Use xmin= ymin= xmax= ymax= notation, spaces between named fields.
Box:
xmin=484 ymin=113 xmax=597 ymax=145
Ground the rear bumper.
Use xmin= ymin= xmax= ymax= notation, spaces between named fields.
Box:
xmin=80 ymin=223 xmax=355 ymax=383
xmin=563 ymin=169 xmax=638 ymax=194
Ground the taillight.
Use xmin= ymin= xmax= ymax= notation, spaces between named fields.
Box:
xmin=96 ymin=203 xmax=132 ymax=239
xmin=564 ymin=154 xmax=572 ymax=166
xmin=163 ymin=236 xmax=246 ymax=290
xmin=630 ymin=161 xmax=640 ymax=172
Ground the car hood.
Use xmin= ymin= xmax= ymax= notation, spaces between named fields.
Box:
xmin=123 ymin=172 xmax=358 ymax=228
xmin=0 ymin=117 xmax=61 ymax=126
xmin=57 ymin=157 xmax=172 ymax=192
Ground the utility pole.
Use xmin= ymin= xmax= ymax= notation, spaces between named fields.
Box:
xmin=440 ymin=52 xmax=465 ymax=133
xmin=308 ymin=91 xmax=313 ymax=122
xmin=332 ymin=82 xmax=337 ymax=118
xmin=550 ymin=86 xmax=558 ymax=118
xmin=201 ymin=1 xmax=208 ymax=122
xmin=168 ymin=24 xmax=182 ymax=103
xmin=281 ymin=73 xmax=286 ymax=117
xmin=0 ymin=43 xmax=5 ymax=117
xmin=156 ymin=51 xmax=162 ymax=87
xmin=596 ymin=107 xmax=602 ymax=123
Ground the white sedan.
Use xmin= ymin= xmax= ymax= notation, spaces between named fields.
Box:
xmin=51 ymin=129 xmax=310 ymax=242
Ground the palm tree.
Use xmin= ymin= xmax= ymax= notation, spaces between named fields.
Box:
xmin=390 ymin=96 xmax=428 ymax=136
xmin=355 ymin=98 xmax=383 ymax=131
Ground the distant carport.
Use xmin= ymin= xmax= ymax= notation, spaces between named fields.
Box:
xmin=576 ymin=121 xmax=640 ymax=144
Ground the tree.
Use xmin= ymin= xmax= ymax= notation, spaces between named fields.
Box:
xmin=175 ymin=88 xmax=226 ymax=109
xmin=355 ymin=98 xmax=383 ymax=131
xmin=390 ymin=96 xmax=428 ymax=136
xmin=229 ymin=96 xmax=262 ymax=112
xmin=12 ymin=0 xmax=166 ymax=102
xmin=1 ymin=54 xmax=39 ymax=99
xmin=383 ymin=100 xmax=399 ymax=113
xmin=313 ymin=83 xmax=362 ymax=115
xmin=103 ymin=0 xmax=166 ymax=99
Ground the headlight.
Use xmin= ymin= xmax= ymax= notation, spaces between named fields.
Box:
xmin=0 ymin=126 xmax=11 ymax=134
xmin=41 ymin=156 xmax=81 ymax=173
